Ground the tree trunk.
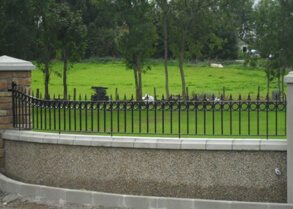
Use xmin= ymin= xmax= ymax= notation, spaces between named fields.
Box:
xmin=281 ymin=66 xmax=286 ymax=101
xmin=137 ymin=58 xmax=143 ymax=101
xmin=179 ymin=31 xmax=187 ymax=100
xmin=277 ymin=53 xmax=282 ymax=96
xmin=163 ymin=10 xmax=170 ymax=99
xmin=133 ymin=64 xmax=139 ymax=101
xmin=63 ymin=52 xmax=68 ymax=100
xmin=277 ymin=67 xmax=281 ymax=98
xmin=266 ymin=59 xmax=270 ymax=98
xmin=44 ymin=62 xmax=50 ymax=100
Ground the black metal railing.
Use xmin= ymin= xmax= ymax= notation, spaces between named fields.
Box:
xmin=10 ymin=83 xmax=287 ymax=138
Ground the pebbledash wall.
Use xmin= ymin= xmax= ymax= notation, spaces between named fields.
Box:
xmin=2 ymin=131 xmax=288 ymax=203
xmin=0 ymin=56 xmax=291 ymax=206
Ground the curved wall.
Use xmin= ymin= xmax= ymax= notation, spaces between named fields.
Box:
xmin=2 ymin=130 xmax=287 ymax=203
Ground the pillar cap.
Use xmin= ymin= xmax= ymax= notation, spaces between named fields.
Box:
xmin=0 ymin=55 xmax=35 ymax=71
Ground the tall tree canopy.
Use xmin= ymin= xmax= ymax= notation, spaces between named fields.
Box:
xmin=115 ymin=0 xmax=158 ymax=101
xmin=34 ymin=0 xmax=60 ymax=99
xmin=54 ymin=2 xmax=87 ymax=99
xmin=169 ymin=0 xmax=225 ymax=100
xmin=0 ymin=0 xmax=36 ymax=59
xmin=253 ymin=0 xmax=293 ymax=95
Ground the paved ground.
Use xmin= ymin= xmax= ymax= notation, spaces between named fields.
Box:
xmin=0 ymin=191 xmax=129 ymax=209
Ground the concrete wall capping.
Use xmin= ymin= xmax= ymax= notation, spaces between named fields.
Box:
xmin=0 ymin=55 xmax=35 ymax=71
xmin=2 ymin=130 xmax=287 ymax=151
xmin=0 ymin=173 xmax=293 ymax=209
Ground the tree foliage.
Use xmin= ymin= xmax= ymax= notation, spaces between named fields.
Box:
xmin=53 ymin=2 xmax=87 ymax=99
xmin=3 ymin=0 xmax=292 ymax=100
xmin=115 ymin=0 xmax=158 ymax=100
xmin=0 ymin=0 xmax=37 ymax=59
xmin=253 ymin=0 xmax=293 ymax=95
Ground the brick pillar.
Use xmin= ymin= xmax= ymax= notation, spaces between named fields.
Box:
xmin=0 ymin=55 xmax=35 ymax=173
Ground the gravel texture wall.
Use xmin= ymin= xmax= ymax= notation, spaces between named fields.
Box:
xmin=4 ymin=140 xmax=287 ymax=203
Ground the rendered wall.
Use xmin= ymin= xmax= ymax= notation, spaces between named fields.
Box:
xmin=3 ymin=134 xmax=287 ymax=203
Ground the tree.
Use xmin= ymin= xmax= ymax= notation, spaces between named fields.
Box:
xmin=85 ymin=0 xmax=119 ymax=58
xmin=253 ymin=0 xmax=292 ymax=96
xmin=0 ymin=0 xmax=37 ymax=60
xmin=219 ymin=0 xmax=254 ymax=44
xmin=169 ymin=0 xmax=223 ymax=100
xmin=54 ymin=2 xmax=87 ymax=99
xmin=34 ymin=0 xmax=59 ymax=99
xmin=115 ymin=0 xmax=158 ymax=101
xmin=155 ymin=0 xmax=171 ymax=98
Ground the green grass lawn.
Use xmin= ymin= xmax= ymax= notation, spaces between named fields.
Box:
xmin=31 ymin=59 xmax=288 ymax=100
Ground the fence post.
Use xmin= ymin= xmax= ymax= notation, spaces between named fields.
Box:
xmin=0 ymin=55 xmax=35 ymax=174
xmin=284 ymin=72 xmax=293 ymax=203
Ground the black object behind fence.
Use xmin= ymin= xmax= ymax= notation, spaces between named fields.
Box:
xmin=10 ymin=83 xmax=287 ymax=138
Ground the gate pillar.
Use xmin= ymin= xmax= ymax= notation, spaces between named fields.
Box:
xmin=0 ymin=55 xmax=35 ymax=173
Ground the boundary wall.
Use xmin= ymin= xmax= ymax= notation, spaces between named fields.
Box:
xmin=2 ymin=130 xmax=288 ymax=204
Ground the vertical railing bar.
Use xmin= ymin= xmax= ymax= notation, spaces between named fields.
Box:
xmin=195 ymin=102 xmax=198 ymax=135
xmin=32 ymin=95 xmax=35 ymax=130
xmin=248 ymin=101 xmax=250 ymax=136
xmin=28 ymin=91 xmax=31 ymax=129
xmin=154 ymin=101 xmax=157 ymax=134
xmin=85 ymin=101 xmax=88 ymax=132
xmin=16 ymin=86 xmax=20 ymax=128
xmin=239 ymin=96 xmax=241 ymax=136
xmin=49 ymin=101 xmax=51 ymax=130
xmin=139 ymin=103 xmax=141 ymax=133
xmin=36 ymin=95 xmax=38 ymax=129
xmin=204 ymin=101 xmax=206 ymax=135
xmin=147 ymin=103 xmax=149 ymax=134
xmin=162 ymin=102 xmax=165 ymax=134
xmin=69 ymin=101 xmax=71 ymax=131
xmin=257 ymin=100 xmax=259 ymax=136
xmin=212 ymin=102 xmax=215 ymax=135
xmin=230 ymin=100 xmax=232 ymax=135
xmin=266 ymin=101 xmax=269 ymax=139
xmin=44 ymin=99 xmax=47 ymax=130
xmin=131 ymin=102 xmax=134 ymax=133
xmin=91 ymin=102 xmax=94 ymax=132
xmin=40 ymin=96 xmax=43 ymax=130
xmin=221 ymin=101 xmax=224 ymax=135
xmin=117 ymin=102 xmax=120 ymax=133
xmin=187 ymin=103 xmax=189 ymax=134
xmin=104 ymin=102 xmax=106 ymax=133
xmin=97 ymin=103 xmax=100 ymax=132
xmin=64 ymin=101 xmax=66 ymax=131
xmin=74 ymin=101 xmax=76 ymax=131
xmin=53 ymin=97 xmax=56 ymax=131
xmin=111 ymin=102 xmax=113 ymax=136
xmin=275 ymin=101 xmax=278 ymax=136
xmin=25 ymin=93 xmax=28 ymax=129
xmin=58 ymin=100 xmax=61 ymax=134
xmin=178 ymin=102 xmax=181 ymax=138
xmin=79 ymin=101 xmax=82 ymax=132
xmin=170 ymin=102 xmax=173 ymax=134
xmin=124 ymin=102 xmax=127 ymax=133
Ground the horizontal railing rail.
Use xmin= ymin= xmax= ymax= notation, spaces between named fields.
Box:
xmin=10 ymin=83 xmax=287 ymax=138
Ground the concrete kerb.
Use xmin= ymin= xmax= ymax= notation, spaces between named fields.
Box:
xmin=0 ymin=173 xmax=293 ymax=209
xmin=2 ymin=130 xmax=287 ymax=151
